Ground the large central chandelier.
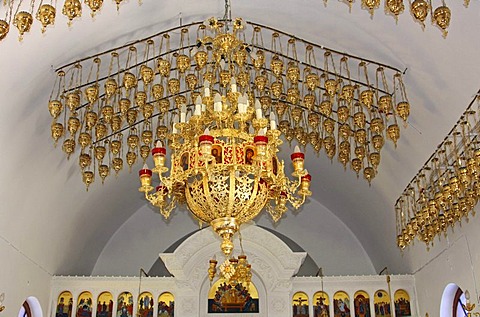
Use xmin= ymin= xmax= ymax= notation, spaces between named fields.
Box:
xmin=137 ymin=17 xmax=313 ymax=268
xmin=47 ymin=4 xmax=411 ymax=282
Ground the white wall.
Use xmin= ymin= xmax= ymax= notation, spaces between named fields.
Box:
xmin=92 ymin=204 xmax=199 ymax=276
xmin=256 ymin=198 xmax=376 ymax=276
xmin=93 ymin=198 xmax=376 ymax=276
xmin=0 ymin=237 xmax=52 ymax=317
xmin=406 ymin=215 xmax=480 ymax=316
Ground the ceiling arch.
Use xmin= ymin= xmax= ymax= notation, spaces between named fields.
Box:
xmin=0 ymin=0 xmax=479 ymax=278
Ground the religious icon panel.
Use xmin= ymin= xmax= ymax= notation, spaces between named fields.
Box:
xmin=313 ymin=291 xmax=330 ymax=317
xmin=56 ymin=291 xmax=73 ymax=317
xmin=354 ymin=290 xmax=371 ymax=317
xmin=212 ymin=144 xmax=223 ymax=164
xmin=333 ymin=291 xmax=351 ymax=317
xmin=158 ymin=292 xmax=174 ymax=317
xmin=117 ymin=292 xmax=133 ymax=317
xmin=180 ymin=152 xmax=190 ymax=171
xmin=76 ymin=291 xmax=93 ymax=317
xmin=137 ymin=292 xmax=154 ymax=317
xmin=292 ymin=291 xmax=309 ymax=317
xmin=244 ymin=146 xmax=255 ymax=165
xmin=374 ymin=290 xmax=391 ymax=317
xmin=96 ymin=292 xmax=113 ymax=317
xmin=394 ymin=290 xmax=411 ymax=317
xmin=208 ymin=279 xmax=259 ymax=313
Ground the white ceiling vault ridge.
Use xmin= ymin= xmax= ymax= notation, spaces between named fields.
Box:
xmin=0 ymin=0 xmax=479 ymax=280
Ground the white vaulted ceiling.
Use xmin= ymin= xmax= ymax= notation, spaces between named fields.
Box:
xmin=0 ymin=0 xmax=479 ymax=278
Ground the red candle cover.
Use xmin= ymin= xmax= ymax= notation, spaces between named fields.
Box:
xmin=291 ymin=152 xmax=305 ymax=161
xmin=152 ymin=147 xmax=166 ymax=156
xmin=254 ymin=135 xmax=268 ymax=144
xmin=199 ymin=134 xmax=214 ymax=144
xmin=301 ymin=174 xmax=312 ymax=182
xmin=139 ymin=168 xmax=152 ymax=177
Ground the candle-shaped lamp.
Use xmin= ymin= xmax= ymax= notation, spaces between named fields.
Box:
xmin=204 ymin=80 xmax=210 ymax=97
xmin=138 ymin=163 xmax=153 ymax=192
xmin=194 ymin=95 xmax=202 ymax=116
xmin=270 ymin=112 xmax=277 ymax=130
xmin=299 ymin=171 xmax=312 ymax=196
xmin=238 ymin=94 xmax=246 ymax=114
xmin=172 ymin=117 xmax=178 ymax=134
xmin=230 ymin=77 xmax=237 ymax=93
xmin=180 ymin=104 xmax=186 ymax=123
xmin=199 ymin=128 xmax=214 ymax=157
xmin=291 ymin=145 xmax=305 ymax=176
xmin=255 ymin=98 xmax=263 ymax=119
xmin=214 ymin=93 xmax=222 ymax=112
xmin=254 ymin=129 xmax=268 ymax=158
xmin=152 ymin=140 xmax=167 ymax=172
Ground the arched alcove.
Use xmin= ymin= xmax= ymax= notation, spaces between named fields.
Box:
xmin=18 ymin=297 xmax=43 ymax=317
xmin=160 ymin=223 xmax=307 ymax=317
xmin=440 ymin=283 xmax=466 ymax=317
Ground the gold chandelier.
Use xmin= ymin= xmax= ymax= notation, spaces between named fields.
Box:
xmin=395 ymin=91 xmax=480 ymax=250
xmin=0 ymin=0 xmax=470 ymax=42
xmin=47 ymin=8 xmax=410 ymax=280
xmin=48 ymin=20 xmax=410 ymax=187
xmin=208 ymin=253 xmax=252 ymax=287
xmin=137 ymin=18 xmax=314 ymax=259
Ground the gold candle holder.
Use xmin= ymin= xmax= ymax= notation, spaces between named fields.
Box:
xmin=138 ymin=168 xmax=154 ymax=192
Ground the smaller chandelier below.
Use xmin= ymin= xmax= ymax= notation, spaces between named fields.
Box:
xmin=208 ymin=255 xmax=252 ymax=287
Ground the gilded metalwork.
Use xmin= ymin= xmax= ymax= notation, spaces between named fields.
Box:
xmin=0 ymin=0 xmax=468 ymax=42
xmin=362 ymin=0 xmax=380 ymax=17
xmin=49 ymin=17 xmax=412 ymax=276
xmin=62 ymin=0 xmax=82 ymax=25
xmin=36 ymin=4 xmax=56 ymax=32
xmin=0 ymin=19 xmax=9 ymax=41
xmin=13 ymin=11 xmax=33 ymax=41
xmin=410 ymin=0 xmax=429 ymax=26
xmin=49 ymin=19 xmax=410 ymax=187
xmin=433 ymin=5 xmax=451 ymax=38
xmin=396 ymin=91 xmax=480 ymax=250
xmin=385 ymin=0 xmax=404 ymax=20
xmin=85 ymin=0 xmax=103 ymax=17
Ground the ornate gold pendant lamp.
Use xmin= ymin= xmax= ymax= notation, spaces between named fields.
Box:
xmin=137 ymin=18 xmax=312 ymax=262
xmin=47 ymin=3 xmax=411 ymax=283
